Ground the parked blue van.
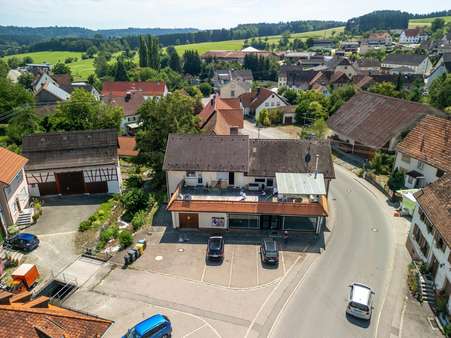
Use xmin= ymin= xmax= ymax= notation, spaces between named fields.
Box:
xmin=122 ymin=314 xmax=172 ymax=338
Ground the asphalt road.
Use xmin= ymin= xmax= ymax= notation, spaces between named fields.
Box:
xmin=269 ymin=165 xmax=396 ymax=338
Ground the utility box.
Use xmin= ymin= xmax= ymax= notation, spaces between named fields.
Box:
xmin=11 ymin=264 xmax=40 ymax=290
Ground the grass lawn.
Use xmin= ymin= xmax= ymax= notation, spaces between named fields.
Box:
xmin=409 ymin=16 xmax=451 ymax=27
xmin=2 ymin=51 xmax=95 ymax=80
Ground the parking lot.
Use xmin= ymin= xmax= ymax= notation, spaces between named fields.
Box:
xmin=114 ymin=238 xmax=305 ymax=289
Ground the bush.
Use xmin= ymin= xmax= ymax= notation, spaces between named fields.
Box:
xmin=268 ymin=109 xmax=283 ymax=125
xmin=131 ymin=210 xmax=147 ymax=231
xmin=121 ymin=188 xmax=148 ymax=214
xmin=79 ymin=220 xmax=91 ymax=232
xmin=8 ymin=225 xmax=18 ymax=235
xmin=119 ymin=230 xmax=133 ymax=248
xmin=437 ymin=295 xmax=448 ymax=314
xmin=125 ymin=175 xmax=144 ymax=189
xmin=444 ymin=323 xmax=451 ymax=337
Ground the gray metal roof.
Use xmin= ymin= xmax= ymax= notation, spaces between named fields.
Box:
xmin=276 ymin=173 xmax=326 ymax=195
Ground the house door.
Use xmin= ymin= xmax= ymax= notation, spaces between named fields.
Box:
xmin=179 ymin=213 xmax=199 ymax=229
xmin=284 ymin=116 xmax=293 ymax=125
xmin=260 ymin=215 xmax=282 ymax=230
xmin=56 ymin=172 xmax=85 ymax=195
xmin=15 ymin=198 xmax=22 ymax=213
xmin=430 ymin=255 xmax=439 ymax=280
xmin=229 ymin=172 xmax=235 ymax=186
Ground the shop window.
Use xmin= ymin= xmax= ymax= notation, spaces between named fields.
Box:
xmin=186 ymin=171 xmax=196 ymax=177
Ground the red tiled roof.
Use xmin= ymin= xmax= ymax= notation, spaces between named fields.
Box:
xmin=327 ymin=91 xmax=441 ymax=149
xmin=403 ymin=28 xmax=424 ymax=37
xmin=414 ymin=175 xmax=451 ymax=246
xmin=0 ymin=291 xmax=112 ymax=338
xmin=199 ymin=96 xmax=243 ymax=135
xmin=396 ymin=115 xmax=451 ymax=171
xmin=102 ymin=81 xmax=166 ymax=97
xmin=103 ymin=91 xmax=146 ymax=116
xmin=0 ymin=147 xmax=28 ymax=184
xmin=118 ymin=136 xmax=138 ymax=157
xmin=168 ymin=197 xmax=328 ymax=217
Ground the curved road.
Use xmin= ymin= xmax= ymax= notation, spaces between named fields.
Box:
xmin=269 ymin=165 xmax=396 ymax=338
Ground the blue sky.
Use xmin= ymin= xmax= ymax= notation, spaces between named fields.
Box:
xmin=0 ymin=0 xmax=448 ymax=29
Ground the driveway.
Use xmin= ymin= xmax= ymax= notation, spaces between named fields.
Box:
xmin=25 ymin=195 xmax=108 ymax=279
xmin=241 ymin=120 xmax=300 ymax=139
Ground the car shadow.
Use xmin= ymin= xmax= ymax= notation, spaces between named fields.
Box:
xmin=205 ymin=257 xmax=223 ymax=266
xmin=345 ymin=313 xmax=371 ymax=328
xmin=261 ymin=261 xmax=279 ymax=270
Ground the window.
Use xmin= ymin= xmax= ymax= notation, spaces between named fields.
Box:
xmin=265 ymin=102 xmax=269 ymax=107
xmin=186 ymin=171 xmax=196 ymax=177
xmin=407 ymin=176 xmax=413 ymax=184
xmin=271 ymin=102 xmax=275 ymax=106
xmin=231 ymin=90 xmax=235 ymax=97
xmin=255 ymin=178 xmax=266 ymax=183
xmin=436 ymin=235 xmax=446 ymax=252
xmin=266 ymin=178 xmax=274 ymax=187
xmin=417 ymin=161 xmax=424 ymax=170
xmin=437 ymin=169 xmax=445 ymax=178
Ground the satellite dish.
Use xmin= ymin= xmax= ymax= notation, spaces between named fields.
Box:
xmin=305 ymin=153 xmax=311 ymax=164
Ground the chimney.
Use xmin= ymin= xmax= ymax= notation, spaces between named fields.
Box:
xmin=125 ymin=91 xmax=132 ymax=102
xmin=314 ymin=154 xmax=319 ymax=179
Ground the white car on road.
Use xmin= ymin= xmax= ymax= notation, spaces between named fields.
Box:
xmin=346 ymin=283 xmax=374 ymax=320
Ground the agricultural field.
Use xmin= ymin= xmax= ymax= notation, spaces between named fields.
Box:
xmin=409 ymin=16 xmax=451 ymax=27
xmin=2 ymin=51 xmax=95 ymax=80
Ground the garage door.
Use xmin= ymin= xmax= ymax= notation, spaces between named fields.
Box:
xmin=38 ymin=182 xmax=58 ymax=196
xmin=179 ymin=213 xmax=199 ymax=228
xmin=284 ymin=116 xmax=293 ymax=124
xmin=57 ymin=172 xmax=85 ymax=195
xmin=86 ymin=182 xmax=108 ymax=194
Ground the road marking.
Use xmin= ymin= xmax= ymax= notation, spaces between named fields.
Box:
xmin=200 ymin=263 xmax=207 ymax=282
xmin=398 ymin=296 xmax=407 ymax=337
xmin=244 ymin=255 xmax=302 ymax=338
xmin=36 ymin=230 xmax=78 ymax=237
xmin=267 ymin=254 xmax=316 ymax=338
xmin=281 ymin=251 xmax=286 ymax=276
xmin=183 ymin=323 xmax=208 ymax=338
xmin=228 ymin=246 xmax=235 ymax=288
xmin=256 ymin=246 xmax=260 ymax=286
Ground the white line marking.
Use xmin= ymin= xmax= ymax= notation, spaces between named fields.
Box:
xmin=267 ymin=254 xmax=316 ymax=338
xmin=183 ymin=323 xmax=208 ymax=338
xmin=244 ymin=255 xmax=302 ymax=338
xmin=36 ymin=230 xmax=78 ymax=237
xmin=228 ymin=246 xmax=235 ymax=288
xmin=398 ymin=296 xmax=408 ymax=338
xmin=281 ymin=251 xmax=286 ymax=276
xmin=256 ymin=246 xmax=260 ymax=286
xmin=200 ymin=264 xmax=207 ymax=282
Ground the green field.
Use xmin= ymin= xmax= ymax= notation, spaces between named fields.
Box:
xmin=2 ymin=51 xmax=94 ymax=80
xmin=409 ymin=16 xmax=451 ymax=27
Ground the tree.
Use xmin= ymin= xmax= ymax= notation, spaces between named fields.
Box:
xmin=7 ymin=57 xmax=21 ymax=69
xmin=6 ymin=105 xmax=43 ymax=144
xmin=0 ymin=59 xmax=9 ymax=78
xmin=114 ymin=58 xmax=129 ymax=81
xmin=18 ymin=73 xmax=34 ymax=90
xmin=388 ymin=168 xmax=405 ymax=191
xmin=256 ymin=109 xmax=271 ymax=127
xmin=49 ymin=89 xmax=123 ymax=131
xmin=306 ymin=38 xmax=314 ymax=48
xmin=428 ymin=74 xmax=451 ymax=110
xmin=0 ymin=78 xmax=34 ymax=122
xmin=329 ymin=85 xmax=355 ymax=114
xmin=136 ymin=92 xmax=199 ymax=187
xmin=183 ymin=50 xmax=201 ymax=76
xmin=295 ymin=90 xmax=329 ymax=125
xmin=94 ymin=52 xmax=110 ymax=78
xmin=167 ymin=46 xmax=182 ymax=73
xmin=282 ymin=88 xmax=299 ymax=105
xmin=138 ymin=36 xmax=148 ymax=68
xmin=300 ymin=118 xmax=328 ymax=139
xmin=431 ymin=18 xmax=445 ymax=32
xmin=368 ymin=82 xmax=401 ymax=98
xmin=144 ymin=35 xmax=160 ymax=69
xmin=52 ymin=62 xmax=71 ymax=75
xmin=198 ymin=82 xmax=213 ymax=97
xmin=86 ymin=46 xmax=98 ymax=58
xmin=121 ymin=188 xmax=148 ymax=213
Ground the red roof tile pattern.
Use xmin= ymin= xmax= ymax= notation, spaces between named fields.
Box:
xmin=118 ymin=136 xmax=138 ymax=157
xmin=0 ymin=147 xmax=28 ymax=184
xmin=0 ymin=291 xmax=112 ymax=338
xmin=396 ymin=115 xmax=451 ymax=172
xmin=403 ymin=28 xmax=425 ymax=37
xmin=414 ymin=175 xmax=451 ymax=246
xmin=102 ymin=81 xmax=167 ymax=97
xmin=198 ymin=96 xmax=243 ymax=135
xmin=168 ymin=198 xmax=328 ymax=217
xmin=103 ymin=91 xmax=145 ymax=116
xmin=327 ymin=91 xmax=441 ymax=149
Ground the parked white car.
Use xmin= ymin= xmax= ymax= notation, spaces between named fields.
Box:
xmin=346 ymin=283 xmax=374 ymax=320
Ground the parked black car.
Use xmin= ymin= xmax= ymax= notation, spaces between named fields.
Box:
xmin=260 ymin=238 xmax=279 ymax=265
xmin=206 ymin=236 xmax=224 ymax=261
xmin=4 ymin=233 xmax=39 ymax=252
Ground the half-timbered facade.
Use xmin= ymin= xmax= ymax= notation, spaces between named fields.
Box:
xmin=22 ymin=129 xmax=121 ymax=197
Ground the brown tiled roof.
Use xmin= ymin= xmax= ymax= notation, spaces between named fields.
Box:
xmin=396 ymin=115 xmax=451 ymax=172
xmin=327 ymin=92 xmax=441 ymax=149
xmin=239 ymin=88 xmax=286 ymax=111
xmin=168 ymin=197 xmax=328 ymax=217
xmin=118 ymin=136 xmax=138 ymax=157
xmin=201 ymin=50 xmax=275 ymax=60
xmin=199 ymin=96 xmax=243 ymax=135
xmin=103 ymin=91 xmax=145 ymax=117
xmin=22 ymin=129 xmax=118 ymax=171
xmin=52 ymin=74 xmax=72 ymax=92
xmin=0 ymin=147 xmax=28 ymax=184
xmin=0 ymin=291 xmax=112 ymax=338
xmin=414 ymin=175 xmax=451 ymax=246
xmin=403 ymin=28 xmax=425 ymax=37
xmin=102 ymin=81 xmax=166 ymax=97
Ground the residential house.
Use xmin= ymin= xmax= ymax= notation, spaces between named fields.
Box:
xmin=202 ymin=50 xmax=276 ymax=64
xmin=219 ymin=80 xmax=251 ymax=99
xmin=425 ymin=53 xmax=451 ymax=88
xmin=367 ymin=32 xmax=392 ymax=46
xmin=298 ymin=55 xmax=327 ymax=69
xmin=25 ymin=63 xmax=51 ymax=75
xmin=0 ymin=290 xmax=112 ymax=337
xmin=213 ymin=69 xmax=253 ymax=91
xmin=71 ymin=82 xmax=101 ymax=100
xmin=283 ymin=51 xmax=317 ymax=63
xmin=381 ymin=53 xmax=433 ymax=75
xmin=6 ymin=69 xmax=22 ymax=83
xmin=163 ymin=134 xmax=335 ymax=232
xmin=354 ymin=58 xmax=382 ymax=75
xmin=101 ymin=81 xmax=168 ymax=130
xmin=327 ymin=92 xmax=441 ymax=158
xmin=198 ymin=96 xmax=243 ymax=135
xmin=278 ymin=67 xmax=319 ymax=90
xmin=340 ymin=41 xmax=360 ymax=53
xmin=239 ymin=88 xmax=288 ymax=121
xmin=22 ymin=129 xmax=121 ymax=197
xmin=400 ymin=28 xmax=428 ymax=44
xmin=311 ymin=39 xmax=335 ymax=50
xmin=231 ymin=69 xmax=254 ymax=83
xmin=394 ymin=115 xmax=450 ymax=189
xmin=327 ymin=57 xmax=357 ymax=79
xmin=0 ymin=147 xmax=30 ymax=237
xmin=406 ymin=175 xmax=451 ymax=313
